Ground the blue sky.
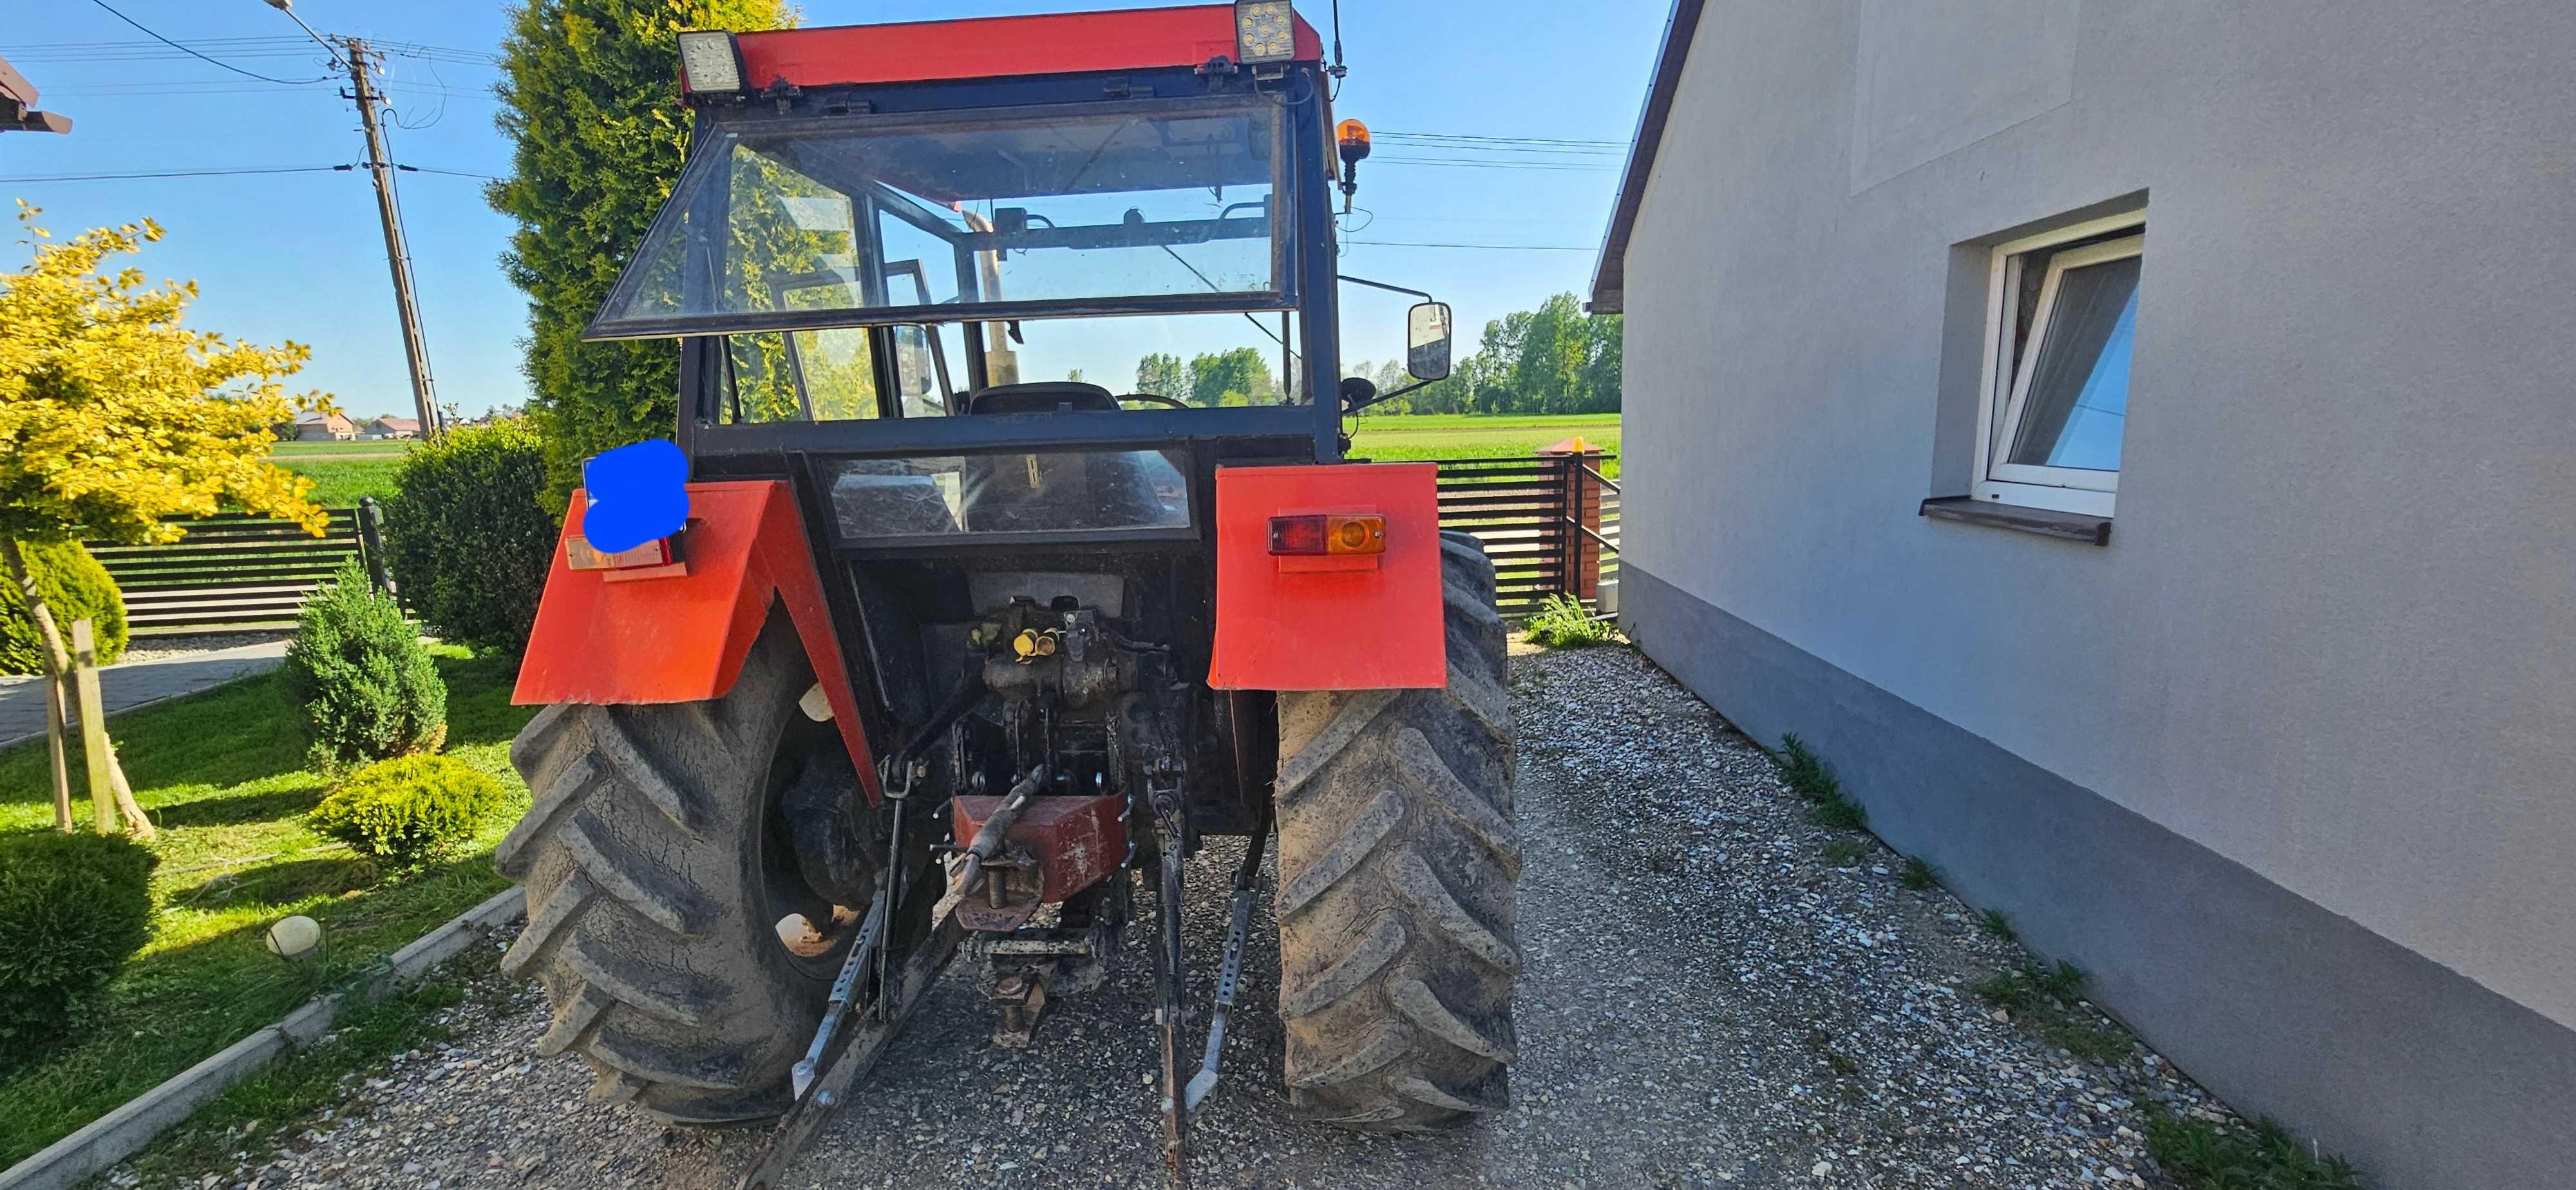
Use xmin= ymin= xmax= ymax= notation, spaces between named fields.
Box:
xmin=2 ymin=0 xmax=1667 ymax=418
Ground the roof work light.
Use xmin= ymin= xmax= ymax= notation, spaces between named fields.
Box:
xmin=1235 ymin=1 xmax=1299 ymax=66
xmin=676 ymin=30 xmax=746 ymax=95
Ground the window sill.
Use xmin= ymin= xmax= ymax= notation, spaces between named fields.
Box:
xmin=1918 ymin=496 xmax=2112 ymax=545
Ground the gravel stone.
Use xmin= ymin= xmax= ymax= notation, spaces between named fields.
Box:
xmin=104 ymin=641 xmax=2240 ymax=1188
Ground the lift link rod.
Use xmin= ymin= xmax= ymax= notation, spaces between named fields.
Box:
xmin=1184 ymin=803 xmax=1271 ymax=1112
xmin=791 ymin=896 xmax=886 ymax=1099
xmin=735 ymin=916 xmax=961 ymax=1190
xmin=1155 ymin=822 xmax=1189 ymax=1187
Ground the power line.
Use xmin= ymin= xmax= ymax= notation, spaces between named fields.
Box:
xmin=399 ymin=165 xmax=500 ymax=181
xmin=80 ymin=0 xmax=334 ymax=84
xmin=0 ymin=36 xmax=314 ymax=61
xmin=43 ymin=79 xmax=460 ymax=99
xmin=3 ymin=165 xmax=347 ymax=183
xmin=1377 ymin=140 xmax=1623 ymax=156
xmin=1346 ymin=240 xmax=1594 ymax=252
xmin=3 ymin=163 xmax=498 ymax=184
xmin=1373 ymin=157 xmax=1616 ymax=172
xmin=1377 ymin=131 xmax=1627 ymax=148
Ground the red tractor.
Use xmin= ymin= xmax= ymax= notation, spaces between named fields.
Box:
xmin=498 ymin=5 xmax=1517 ymax=1183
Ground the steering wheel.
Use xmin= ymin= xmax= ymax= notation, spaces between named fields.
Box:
xmin=1117 ymin=393 xmax=1193 ymax=410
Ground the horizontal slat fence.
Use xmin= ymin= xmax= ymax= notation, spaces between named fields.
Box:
xmin=86 ymin=510 xmax=370 ymax=635
xmin=1431 ymin=454 xmax=1619 ymax=617
xmin=88 ymin=459 xmax=1615 ymax=634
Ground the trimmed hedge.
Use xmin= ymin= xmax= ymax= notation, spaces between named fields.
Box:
xmin=1 ymin=540 xmax=127 ymax=675
xmin=0 ymin=831 xmax=158 ymax=1064
xmin=382 ymin=421 xmax=556 ymax=656
xmin=307 ymin=755 xmax=506 ymax=869
xmin=282 ymin=560 xmax=448 ymax=771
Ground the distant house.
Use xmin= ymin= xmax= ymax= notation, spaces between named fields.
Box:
xmin=1589 ymin=3 xmax=2573 ymax=1188
xmin=364 ymin=416 xmax=422 ymax=440
xmin=290 ymin=411 xmax=357 ymax=441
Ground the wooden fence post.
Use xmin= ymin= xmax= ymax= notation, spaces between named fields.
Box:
xmin=1537 ymin=437 xmax=1606 ymax=603
xmin=46 ymin=674 xmax=74 ymax=831
xmin=71 ymin=618 xmax=115 ymax=834
xmin=357 ymin=496 xmax=394 ymax=596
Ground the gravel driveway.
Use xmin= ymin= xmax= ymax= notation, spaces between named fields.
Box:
xmin=112 ymin=643 xmax=2237 ymax=1189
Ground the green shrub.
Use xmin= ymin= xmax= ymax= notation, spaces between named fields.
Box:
xmin=0 ymin=831 xmax=158 ymax=1062
xmin=0 ymin=540 xmax=126 ymax=675
xmin=1525 ymin=592 xmax=1615 ymax=647
xmin=2147 ymin=1115 xmax=2362 ymax=1189
xmin=382 ymin=421 xmax=555 ymax=655
xmin=307 ymin=755 xmax=505 ymax=869
xmin=282 ymin=560 xmax=447 ymax=770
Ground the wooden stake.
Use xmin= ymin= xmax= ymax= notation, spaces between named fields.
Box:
xmin=72 ymin=618 xmax=114 ymax=835
xmin=106 ymin=733 xmax=155 ymax=840
xmin=46 ymin=674 xmax=73 ymax=831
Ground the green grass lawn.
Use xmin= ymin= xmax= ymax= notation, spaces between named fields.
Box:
xmin=0 ymin=647 xmax=536 ymax=1167
xmin=1349 ymin=412 xmax=1621 ymax=477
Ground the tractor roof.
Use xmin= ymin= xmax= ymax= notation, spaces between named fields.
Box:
xmin=732 ymin=4 xmax=1325 ymax=91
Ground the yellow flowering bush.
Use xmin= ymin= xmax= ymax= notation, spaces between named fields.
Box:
xmin=0 ymin=201 xmax=331 ymax=547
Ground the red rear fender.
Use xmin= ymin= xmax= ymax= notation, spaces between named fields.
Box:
xmin=1209 ymin=463 xmax=1446 ymax=691
xmin=513 ymin=480 xmax=880 ymax=802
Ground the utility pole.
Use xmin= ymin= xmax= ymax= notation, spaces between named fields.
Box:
xmin=341 ymin=38 xmax=441 ymax=438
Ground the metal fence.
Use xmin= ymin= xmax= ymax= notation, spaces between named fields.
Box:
xmin=84 ymin=505 xmax=388 ymax=636
xmin=1431 ymin=453 xmax=1620 ymax=617
xmin=86 ymin=457 xmax=1618 ymax=634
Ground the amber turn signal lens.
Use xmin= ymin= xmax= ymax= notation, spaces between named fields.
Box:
xmin=1269 ymin=514 xmax=1385 ymax=556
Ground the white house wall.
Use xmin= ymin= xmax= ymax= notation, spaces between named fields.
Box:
xmin=1613 ymin=1 xmax=2576 ymax=1184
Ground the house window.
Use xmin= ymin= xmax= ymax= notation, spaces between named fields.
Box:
xmin=1975 ymin=211 xmax=2145 ymax=516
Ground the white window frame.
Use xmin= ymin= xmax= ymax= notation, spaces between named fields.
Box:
xmin=1973 ymin=209 xmax=2146 ymax=517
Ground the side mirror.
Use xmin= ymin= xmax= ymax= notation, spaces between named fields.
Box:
xmin=1406 ymin=301 xmax=1454 ymax=381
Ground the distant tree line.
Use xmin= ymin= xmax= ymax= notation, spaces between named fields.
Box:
xmin=1134 ymin=348 xmax=1280 ymax=406
xmin=1346 ymin=292 xmax=1621 ymax=415
xmin=1117 ymin=292 xmax=1622 ymax=415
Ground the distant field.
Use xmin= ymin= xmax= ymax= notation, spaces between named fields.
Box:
xmin=272 ymin=457 xmax=403 ymax=506
xmin=260 ymin=415 xmax=1622 ymax=507
xmin=268 ymin=439 xmax=418 ymax=457
xmin=1350 ymin=413 xmax=1620 ymax=475
xmin=266 ymin=439 xmax=415 ymax=505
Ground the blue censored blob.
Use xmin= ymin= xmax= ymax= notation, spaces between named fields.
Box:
xmin=580 ymin=439 xmax=690 ymax=554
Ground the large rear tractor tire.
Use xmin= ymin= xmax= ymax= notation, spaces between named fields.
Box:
xmin=1273 ymin=531 xmax=1520 ymax=1129
xmin=497 ymin=616 xmax=858 ymax=1125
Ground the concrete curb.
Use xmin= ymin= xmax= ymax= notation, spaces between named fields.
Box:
xmin=0 ymin=887 xmax=526 ymax=1190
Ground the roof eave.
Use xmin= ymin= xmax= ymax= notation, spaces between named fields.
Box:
xmin=1588 ymin=0 xmax=1707 ymax=315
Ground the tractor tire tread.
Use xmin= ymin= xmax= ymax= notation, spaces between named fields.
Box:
xmin=1274 ymin=535 xmax=1519 ymax=1131
xmin=501 ymin=616 xmax=837 ymax=1126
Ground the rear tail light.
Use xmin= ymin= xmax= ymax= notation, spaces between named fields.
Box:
xmin=567 ymin=534 xmax=677 ymax=572
xmin=1269 ymin=514 xmax=1385 ymax=556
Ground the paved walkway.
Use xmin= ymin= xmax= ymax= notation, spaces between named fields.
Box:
xmin=0 ymin=640 xmax=289 ymax=750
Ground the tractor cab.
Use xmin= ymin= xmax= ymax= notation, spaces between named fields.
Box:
xmin=584 ymin=5 xmax=1447 ymax=466
xmin=504 ymin=8 xmax=1511 ymax=1183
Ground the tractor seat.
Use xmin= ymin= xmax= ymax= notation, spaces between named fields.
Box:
xmin=966 ymin=382 xmax=1119 ymax=415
